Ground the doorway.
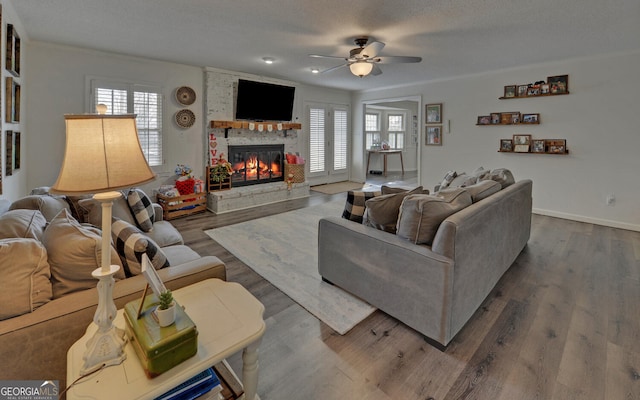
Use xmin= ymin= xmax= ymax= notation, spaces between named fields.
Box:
xmin=306 ymin=102 xmax=350 ymax=186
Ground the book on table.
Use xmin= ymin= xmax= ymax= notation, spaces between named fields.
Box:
xmin=154 ymin=367 xmax=222 ymax=400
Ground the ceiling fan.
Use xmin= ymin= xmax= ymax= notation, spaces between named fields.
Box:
xmin=310 ymin=37 xmax=422 ymax=77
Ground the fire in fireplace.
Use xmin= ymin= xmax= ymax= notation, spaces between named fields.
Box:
xmin=228 ymin=144 xmax=284 ymax=187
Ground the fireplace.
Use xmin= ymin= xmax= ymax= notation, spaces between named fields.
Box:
xmin=228 ymin=144 xmax=284 ymax=187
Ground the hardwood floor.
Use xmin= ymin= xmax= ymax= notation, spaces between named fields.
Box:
xmin=172 ymin=177 xmax=640 ymax=400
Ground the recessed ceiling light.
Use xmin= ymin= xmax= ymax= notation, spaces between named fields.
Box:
xmin=311 ymin=68 xmax=320 ymax=74
xmin=262 ymin=57 xmax=275 ymax=64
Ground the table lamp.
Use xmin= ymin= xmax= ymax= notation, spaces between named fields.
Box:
xmin=50 ymin=105 xmax=155 ymax=374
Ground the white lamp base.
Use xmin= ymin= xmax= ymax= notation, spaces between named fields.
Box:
xmin=81 ymin=265 xmax=127 ymax=375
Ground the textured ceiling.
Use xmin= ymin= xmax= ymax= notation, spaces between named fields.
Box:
xmin=12 ymin=0 xmax=640 ymax=91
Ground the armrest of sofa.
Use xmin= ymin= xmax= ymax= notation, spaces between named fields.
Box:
xmin=0 ymin=257 xmax=226 ymax=385
xmin=318 ymin=216 xmax=455 ymax=344
xmin=153 ymin=203 xmax=164 ymax=221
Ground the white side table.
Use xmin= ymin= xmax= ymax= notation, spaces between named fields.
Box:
xmin=66 ymin=279 xmax=265 ymax=400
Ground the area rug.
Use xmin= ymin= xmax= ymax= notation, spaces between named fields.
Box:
xmin=310 ymin=181 xmax=373 ymax=195
xmin=204 ymin=200 xmax=376 ymax=334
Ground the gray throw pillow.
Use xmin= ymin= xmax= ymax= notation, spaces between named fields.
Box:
xmin=482 ymin=168 xmax=515 ymax=188
xmin=464 ymin=180 xmax=501 ymax=202
xmin=363 ymin=186 xmax=424 ymax=233
xmin=396 ymin=190 xmax=472 ymax=245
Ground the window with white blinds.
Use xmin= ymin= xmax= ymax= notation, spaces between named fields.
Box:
xmin=388 ymin=114 xmax=405 ymax=150
xmin=309 ymin=107 xmax=325 ymax=174
xmin=90 ymin=80 xmax=164 ymax=167
xmin=333 ymin=109 xmax=348 ymax=170
xmin=365 ymin=112 xmax=381 ymax=150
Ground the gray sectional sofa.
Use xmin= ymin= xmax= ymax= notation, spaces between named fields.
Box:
xmin=318 ymin=175 xmax=533 ymax=347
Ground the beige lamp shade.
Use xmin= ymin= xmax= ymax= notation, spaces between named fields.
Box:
xmin=51 ymin=114 xmax=155 ymax=195
xmin=349 ymin=62 xmax=373 ymax=77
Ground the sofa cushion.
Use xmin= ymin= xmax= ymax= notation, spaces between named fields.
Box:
xmin=0 ymin=238 xmax=53 ymax=320
xmin=396 ymin=190 xmax=472 ymax=245
xmin=342 ymin=190 xmax=382 ymax=223
xmin=464 ymin=180 xmax=502 ymax=202
xmin=42 ymin=209 xmax=125 ymax=298
xmin=63 ymin=194 xmax=93 ymax=223
xmin=79 ymin=194 xmax=137 ymax=227
xmin=9 ymin=195 xmax=70 ymax=222
xmin=127 ymin=188 xmax=155 ymax=232
xmin=363 ymin=186 xmax=425 ymax=233
xmin=482 ymin=168 xmax=515 ymax=189
xmin=0 ymin=209 xmax=47 ymax=240
xmin=112 ymin=219 xmax=170 ymax=277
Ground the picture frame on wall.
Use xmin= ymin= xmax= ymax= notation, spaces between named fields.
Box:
xmin=501 ymin=112 xmax=520 ymax=125
xmin=517 ymin=85 xmax=528 ymax=97
xmin=513 ymin=134 xmax=532 ymax=146
xmin=546 ymin=139 xmax=567 ymax=153
xmin=532 ymin=139 xmax=546 ymax=153
xmin=521 ymin=113 xmax=540 ymax=124
xmin=500 ymin=139 xmax=513 ymax=152
xmin=548 ymin=75 xmax=569 ymax=94
xmin=5 ymin=77 xmax=19 ymax=123
xmin=5 ymin=23 xmax=20 ymax=77
xmin=425 ymin=103 xmax=442 ymax=124
xmin=503 ymin=85 xmax=516 ymax=98
xmin=14 ymin=132 xmax=20 ymax=170
xmin=426 ymin=125 xmax=442 ymax=145
xmin=490 ymin=113 xmax=501 ymax=124
xmin=477 ymin=115 xmax=491 ymax=125
xmin=5 ymin=131 xmax=13 ymax=176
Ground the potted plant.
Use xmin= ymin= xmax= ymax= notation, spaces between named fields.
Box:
xmin=156 ymin=290 xmax=176 ymax=327
xmin=208 ymin=154 xmax=233 ymax=190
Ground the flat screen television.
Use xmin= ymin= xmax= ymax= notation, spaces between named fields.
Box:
xmin=235 ymin=79 xmax=295 ymax=122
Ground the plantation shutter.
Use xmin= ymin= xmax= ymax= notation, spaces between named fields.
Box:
xmin=333 ymin=109 xmax=347 ymax=171
xmin=309 ymin=107 xmax=325 ymax=174
xmin=91 ymin=80 xmax=163 ymax=167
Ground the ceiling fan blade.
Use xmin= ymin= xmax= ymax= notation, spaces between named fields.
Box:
xmin=370 ymin=64 xmax=383 ymax=76
xmin=374 ymin=56 xmax=422 ymax=64
xmin=361 ymin=41 xmax=385 ymax=58
xmin=320 ymin=63 xmax=348 ymax=74
xmin=310 ymin=54 xmax=348 ymax=60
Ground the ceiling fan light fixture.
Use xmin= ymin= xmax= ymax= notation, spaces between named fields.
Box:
xmin=262 ymin=57 xmax=275 ymax=64
xmin=311 ymin=68 xmax=320 ymax=74
xmin=350 ymin=62 xmax=373 ymax=77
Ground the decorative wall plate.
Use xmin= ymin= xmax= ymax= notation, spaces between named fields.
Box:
xmin=176 ymin=86 xmax=196 ymax=106
xmin=175 ymin=109 xmax=196 ymax=128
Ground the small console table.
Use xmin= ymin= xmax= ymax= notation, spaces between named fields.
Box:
xmin=66 ymin=279 xmax=265 ymax=400
xmin=366 ymin=149 xmax=405 ymax=177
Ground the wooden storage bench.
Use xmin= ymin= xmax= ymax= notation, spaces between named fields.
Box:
xmin=156 ymin=192 xmax=207 ymax=220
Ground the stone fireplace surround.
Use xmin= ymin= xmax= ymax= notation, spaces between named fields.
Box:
xmin=206 ymin=129 xmax=309 ymax=214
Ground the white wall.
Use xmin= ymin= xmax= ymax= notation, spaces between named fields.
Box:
xmin=353 ymin=51 xmax=640 ymax=231
xmin=0 ymin=0 xmax=28 ymax=201
xmin=24 ymin=41 xmax=205 ymax=198
xmin=22 ymin=44 xmax=352 ymax=199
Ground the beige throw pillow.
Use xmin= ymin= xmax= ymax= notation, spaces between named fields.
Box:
xmin=43 ymin=209 xmax=125 ymax=298
xmin=464 ymin=180 xmax=501 ymax=202
xmin=0 ymin=238 xmax=53 ymax=320
xmin=0 ymin=209 xmax=47 ymax=240
xmin=396 ymin=190 xmax=472 ymax=245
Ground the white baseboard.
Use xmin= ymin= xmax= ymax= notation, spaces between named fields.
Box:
xmin=532 ymin=208 xmax=640 ymax=232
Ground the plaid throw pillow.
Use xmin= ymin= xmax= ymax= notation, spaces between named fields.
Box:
xmin=111 ymin=219 xmax=169 ymax=277
xmin=127 ymin=188 xmax=155 ymax=232
xmin=342 ymin=190 xmax=382 ymax=223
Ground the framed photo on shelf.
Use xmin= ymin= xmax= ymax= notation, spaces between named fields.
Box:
xmin=546 ymin=139 xmax=567 ymax=153
xmin=503 ymin=85 xmax=516 ymax=98
xmin=532 ymin=139 xmax=546 ymax=153
xmin=513 ymin=134 xmax=532 ymax=146
xmin=517 ymin=85 xmax=528 ymax=97
xmin=501 ymin=112 xmax=520 ymax=125
xmin=514 ymin=144 xmax=530 ymax=153
xmin=521 ymin=113 xmax=540 ymax=124
xmin=490 ymin=113 xmax=501 ymax=124
xmin=500 ymin=139 xmax=513 ymax=152
xmin=548 ymin=75 xmax=569 ymax=94
xmin=527 ymin=87 xmax=540 ymax=96
xmin=425 ymin=103 xmax=442 ymax=124
xmin=426 ymin=125 xmax=442 ymax=145
xmin=540 ymin=84 xmax=550 ymax=94
xmin=477 ymin=115 xmax=491 ymax=125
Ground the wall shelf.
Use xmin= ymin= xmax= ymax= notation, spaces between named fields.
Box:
xmin=210 ymin=120 xmax=302 ymax=138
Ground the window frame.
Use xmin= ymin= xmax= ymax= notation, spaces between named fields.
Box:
xmin=86 ymin=76 xmax=165 ymax=169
